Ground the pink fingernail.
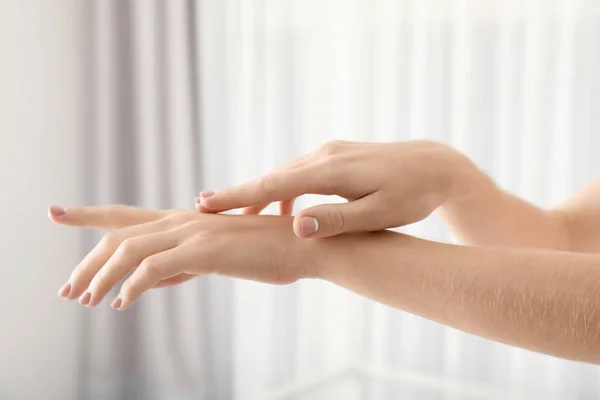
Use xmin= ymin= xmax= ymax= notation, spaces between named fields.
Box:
xmin=49 ymin=205 xmax=67 ymax=216
xmin=200 ymin=191 xmax=215 ymax=199
xmin=79 ymin=291 xmax=92 ymax=306
xmin=300 ymin=217 xmax=319 ymax=237
xmin=58 ymin=282 xmax=71 ymax=298
xmin=194 ymin=196 xmax=202 ymax=204
xmin=111 ymin=296 xmax=122 ymax=310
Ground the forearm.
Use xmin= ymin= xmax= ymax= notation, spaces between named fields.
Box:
xmin=308 ymin=231 xmax=600 ymax=364
xmin=437 ymin=152 xmax=571 ymax=250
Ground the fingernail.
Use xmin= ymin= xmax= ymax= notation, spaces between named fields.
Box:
xmin=58 ymin=282 xmax=71 ymax=298
xmin=79 ymin=291 xmax=92 ymax=306
xmin=49 ymin=205 xmax=67 ymax=216
xmin=300 ymin=217 xmax=319 ymax=237
xmin=194 ymin=196 xmax=202 ymax=204
xmin=111 ymin=296 xmax=122 ymax=310
xmin=200 ymin=191 xmax=215 ymax=199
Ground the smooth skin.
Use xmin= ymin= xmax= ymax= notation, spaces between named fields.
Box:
xmin=51 ymin=204 xmax=600 ymax=364
xmin=51 ymin=206 xmax=310 ymax=309
xmin=52 ymin=139 xmax=600 ymax=364
xmin=196 ymin=139 xmax=580 ymax=250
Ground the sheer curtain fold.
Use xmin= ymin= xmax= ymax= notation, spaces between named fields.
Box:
xmin=83 ymin=1 xmax=600 ymax=399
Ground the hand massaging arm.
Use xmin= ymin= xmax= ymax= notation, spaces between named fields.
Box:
xmin=196 ymin=139 xmax=600 ymax=253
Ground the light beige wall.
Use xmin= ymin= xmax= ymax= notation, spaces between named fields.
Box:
xmin=0 ymin=1 xmax=86 ymax=399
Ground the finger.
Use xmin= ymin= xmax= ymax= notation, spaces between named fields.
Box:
xmin=293 ymin=196 xmax=382 ymax=238
xmin=194 ymin=197 xmax=219 ymax=214
xmin=195 ymin=156 xmax=311 ymax=214
xmin=85 ymin=230 xmax=179 ymax=307
xmin=200 ymin=163 xmax=333 ymax=212
xmin=115 ymin=245 xmax=200 ymax=310
xmin=48 ymin=204 xmax=165 ymax=229
xmin=152 ymin=273 xmax=196 ymax=289
xmin=279 ymin=199 xmax=296 ymax=216
xmin=195 ymin=204 xmax=216 ymax=213
xmin=242 ymin=203 xmax=270 ymax=215
xmin=62 ymin=219 xmax=169 ymax=301
xmin=275 ymin=153 xmax=313 ymax=171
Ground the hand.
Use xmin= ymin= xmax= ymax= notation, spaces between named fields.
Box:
xmin=196 ymin=140 xmax=470 ymax=238
xmin=49 ymin=205 xmax=311 ymax=310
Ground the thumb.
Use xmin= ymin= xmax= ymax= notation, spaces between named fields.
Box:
xmin=293 ymin=197 xmax=377 ymax=238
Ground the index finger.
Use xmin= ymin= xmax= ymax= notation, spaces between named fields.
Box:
xmin=48 ymin=204 xmax=166 ymax=229
xmin=200 ymin=164 xmax=331 ymax=212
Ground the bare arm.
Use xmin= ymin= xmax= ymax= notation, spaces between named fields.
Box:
xmin=555 ymin=179 xmax=600 ymax=253
xmin=310 ymin=230 xmax=600 ymax=364
xmin=438 ymin=154 xmax=600 ymax=253
xmin=52 ymin=205 xmax=600 ymax=363
xmin=196 ymin=140 xmax=600 ymax=253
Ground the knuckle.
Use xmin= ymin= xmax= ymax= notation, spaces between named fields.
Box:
xmin=319 ymin=140 xmax=345 ymax=157
xmin=318 ymin=157 xmax=346 ymax=194
xmin=326 ymin=208 xmax=346 ymax=233
xmin=324 ymin=153 xmax=344 ymax=171
xmin=139 ymin=257 xmax=161 ymax=276
xmin=118 ymin=238 xmax=141 ymax=257
xmin=256 ymin=174 xmax=278 ymax=194
xmin=100 ymin=231 xmax=122 ymax=250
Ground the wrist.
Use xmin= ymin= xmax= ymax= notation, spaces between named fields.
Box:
xmin=437 ymin=146 xmax=495 ymax=206
xmin=296 ymin=230 xmax=429 ymax=283
xmin=294 ymin=233 xmax=351 ymax=280
xmin=296 ymin=232 xmax=386 ymax=281
xmin=294 ymin=235 xmax=330 ymax=280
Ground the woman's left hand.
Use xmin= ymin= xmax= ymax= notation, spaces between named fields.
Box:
xmin=49 ymin=205 xmax=313 ymax=310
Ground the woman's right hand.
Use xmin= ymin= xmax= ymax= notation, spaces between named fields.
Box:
xmin=197 ymin=140 xmax=474 ymax=238
xmin=50 ymin=205 xmax=315 ymax=310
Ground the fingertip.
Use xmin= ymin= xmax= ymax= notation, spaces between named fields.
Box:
xmin=294 ymin=215 xmax=320 ymax=238
xmin=198 ymin=191 xmax=217 ymax=208
xmin=301 ymin=216 xmax=319 ymax=237
xmin=194 ymin=196 xmax=216 ymax=213
xmin=48 ymin=205 xmax=67 ymax=219
xmin=78 ymin=291 xmax=92 ymax=307
xmin=63 ymin=279 xmax=88 ymax=301
xmin=198 ymin=199 xmax=218 ymax=211
xmin=195 ymin=203 xmax=218 ymax=214
xmin=111 ymin=296 xmax=122 ymax=310
xmin=115 ymin=296 xmax=135 ymax=311
xmin=57 ymin=282 xmax=71 ymax=298
xmin=292 ymin=219 xmax=304 ymax=238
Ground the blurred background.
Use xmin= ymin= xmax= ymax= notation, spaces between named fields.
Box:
xmin=2 ymin=0 xmax=600 ymax=399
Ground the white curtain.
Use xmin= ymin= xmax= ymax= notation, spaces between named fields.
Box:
xmin=82 ymin=1 xmax=600 ymax=399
